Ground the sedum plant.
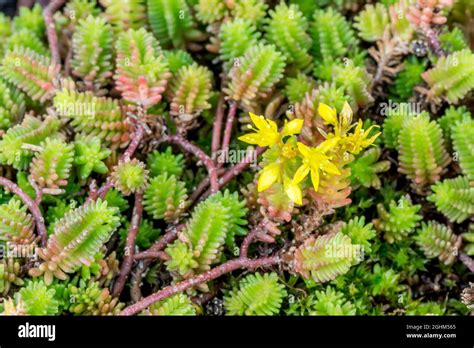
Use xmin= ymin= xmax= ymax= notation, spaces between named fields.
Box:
xmin=415 ymin=221 xmax=461 ymax=265
xmin=422 ymin=49 xmax=474 ymax=104
xmin=373 ymin=196 xmax=422 ymax=243
xmin=114 ymin=28 xmax=170 ymax=108
xmin=0 ymin=0 xmax=473 ymax=319
xmin=71 ymin=16 xmax=114 ymax=90
xmin=0 ymin=115 xmax=60 ymax=170
xmin=428 ymin=176 xmax=474 ymax=223
xmin=293 ymin=232 xmax=362 ymax=283
xmin=30 ymin=138 xmax=74 ymax=190
xmin=144 ymin=293 xmax=196 ymax=316
xmin=147 ymin=147 xmax=184 ymax=178
xmin=147 ymin=0 xmax=201 ymax=49
xmin=0 ymin=47 xmax=59 ymax=102
xmin=265 ymin=3 xmax=313 ymax=72
xmin=452 ymin=118 xmax=474 ymax=182
xmin=224 ymin=43 xmax=286 ymax=110
xmin=224 ymin=273 xmax=287 ymax=315
xmin=397 ymin=112 xmax=451 ymax=187
xmin=144 ymin=173 xmax=188 ymax=222
xmin=0 ymin=198 xmax=35 ymax=245
xmin=29 ymin=199 xmax=120 ymax=285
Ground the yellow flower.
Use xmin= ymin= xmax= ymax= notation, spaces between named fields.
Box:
xmin=343 ymin=120 xmax=381 ymax=154
xmin=284 ymin=177 xmax=302 ymax=205
xmin=238 ymin=112 xmax=304 ymax=147
xmin=258 ymin=162 xmax=281 ymax=192
xmin=293 ymin=138 xmax=341 ymax=192
xmin=318 ymin=101 xmax=354 ymax=138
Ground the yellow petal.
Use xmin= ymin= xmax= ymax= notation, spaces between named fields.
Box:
xmin=320 ymin=160 xmax=341 ymax=176
xmin=318 ymin=103 xmax=337 ymax=125
xmin=310 ymin=168 xmax=320 ymax=192
xmin=340 ymin=101 xmax=353 ymax=130
xmin=285 ymin=179 xmax=303 ymax=205
xmin=258 ymin=163 xmax=280 ymax=192
xmin=282 ymin=119 xmax=304 ymax=136
xmin=363 ymin=132 xmax=381 ymax=147
xmin=238 ymin=133 xmax=262 ymax=145
xmin=249 ymin=112 xmax=268 ymax=131
xmin=293 ymin=163 xmax=310 ymax=184
xmin=297 ymin=142 xmax=312 ymax=158
xmin=267 ymin=118 xmax=278 ymax=133
xmin=317 ymin=137 xmax=340 ymax=153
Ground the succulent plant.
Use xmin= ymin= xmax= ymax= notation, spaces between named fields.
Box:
xmin=373 ymin=196 xmax=422 ymax=243
xmin=341 ymin=216 xmax=376 ymax=254
xmin=71 ymin=16 xmax=114 ymax=89
xmin=349 ymin=147 xmax=390 ymax=190
xmin=30 ymin=138 xmax=74 ymax=190
xmin=29 ymin=199 xmax=120 ymax=285
xmin=144 ymin=293 xmax=196 ymax=315
xmin=110 ymin=159 xmax=149 ymax=196
xmin=143 ymin=173 xmax=188 ymax=222
xmin=415 ymin=221 xmax=461 ymax=265
xmin=293 ymin=232 xmax=361 ymax=283
xmin=422 ymin=49 xmax=474 ymax=104
xmin=147 ymin=0 xmax=201 ymax=49
xmin=16 ymin=280 xmax=60 ymax=315
xmin=224 ymin=43 xmax=286 ymax=110
xmin=0 ymin=258 xmax=24 ymax=295
xmin=224 ymin=273 xmax=287 ymax=315
xmin=147 ymin=146 xmax=184 ymax=178
xmin=0 ymin=115 xmax=60 ymax=170
xmin=0 ymin=79 xmax=25 ymax=130
xmin=219 ymin=18 xmax=260 ymax=65
xmin=0 ymin=47 xmax=59 ymax=102
xmin=168 ymin=63 xmax=213 ymax=132
xmin=114 ymin=28 xmax=170 ymax=108
xmin=428 ymin=176 xmax=474 ymax=223
xmin=100 ymin=0 xmax=146 ymax=33
xmin=54 ymin=87 xmax=130 ymax=147
xmin=265 ymin=3 xmax=312 ymax=71
xmin=452 ymin=118 xmax=474 ymax=182
xmin=397 ymin=112 xmax=451 ymax=187
xmin=354 ymin=3 xmax=390 ymax=42
xmin=74 ymin=136 xmax=111 ymax=180
xmin=0 ymin=0 xmax=472 ymax=319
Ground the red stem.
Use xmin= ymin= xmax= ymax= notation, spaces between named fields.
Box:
xmin=189 ymin=168 xmax=225 ymax=206
xmin=121 ymin=255 xmax=280 ymax=315
xmin=93 ymin=123 xmax=145 ymax=201
xmin=459 ymin=252 xmax=474 ymax=272
xmin=240 ymin=225 xmax=261 ymax=259
xmin=43 ymin=0 xmax=65 ymax=66
xmin=211 ymin=94 xmax=225 ymax=156
xmin=134 ymin=250 xmax=170 ymax=261
xmin=112 ymin=193 xmax=144 ymax=297
xmin=0 ymin=177 xmax=47 ymax=247
xmin=133 ymin=225 xmax=183 ymax=261
xmin=201 ymin=146 xmax=265 ymax=200
xmin=219 ymin=102 xmax=237 ymax=168
xmin=165 ymin=134 xmax=219 ymax=194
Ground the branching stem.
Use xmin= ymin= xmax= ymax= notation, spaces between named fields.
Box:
xmin=0 ymin=176 xmax=47 ymax=246
xmin=43 ymin=0 xmax=66 ymax=66
xmin=112 ymin=193 xmax=144 ymax=297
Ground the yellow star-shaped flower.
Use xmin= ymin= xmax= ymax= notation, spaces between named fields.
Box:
xmin=238 ymin=112 xmax=304 ymax=147
xmin=293 ymin=138 xmax=341 ymax=192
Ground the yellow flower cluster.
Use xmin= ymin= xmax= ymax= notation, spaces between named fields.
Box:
xmin=238 ymin=102 xmax=380 ymax=205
